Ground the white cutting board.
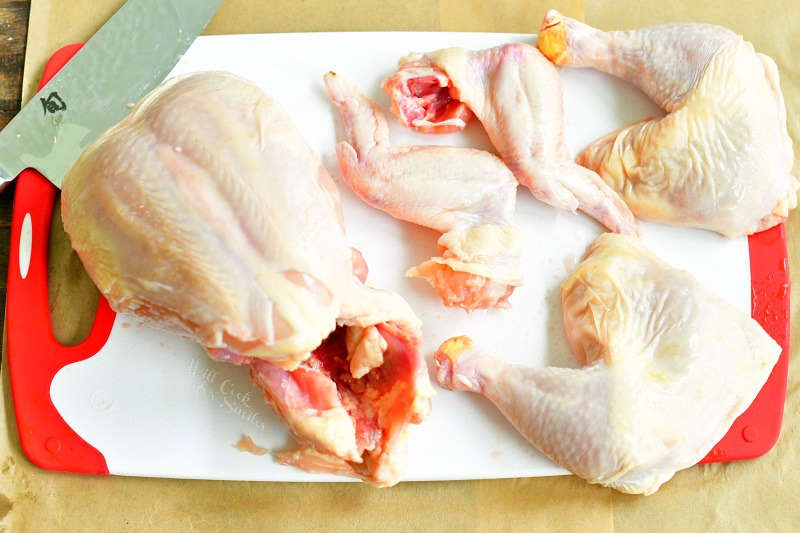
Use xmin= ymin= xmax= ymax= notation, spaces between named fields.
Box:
xmin=50 ymin=32 xmax=750 ymax=482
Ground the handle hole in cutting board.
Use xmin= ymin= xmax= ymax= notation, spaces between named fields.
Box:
xmin=47 ymin=196 xmax=100 ymax=346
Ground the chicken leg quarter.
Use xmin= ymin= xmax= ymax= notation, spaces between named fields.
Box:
xmin=538 ymin=10 xmax=798 ymax=237
xmin=383 ymin=43 xmax=638 ymax=235
xmin=61 ymin=72 xmax=433 ymax=486
xmin=325 ymin=72 xmax=522 ymax=311
xmin=435 ymin=233 xmax=780 ymax=494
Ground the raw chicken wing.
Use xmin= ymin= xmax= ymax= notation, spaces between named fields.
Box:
xmin=325 ymin=71 xmax=522 ymax=311
xmin=61 ymin=72 xmax=433 ymax=486
xmin=538 ymin=10 xmax=798 ymax=237
xmin=435 ymin=233 xmax=780 ymax=494
xmin=383 ymin=43 xmax=638 ymax=235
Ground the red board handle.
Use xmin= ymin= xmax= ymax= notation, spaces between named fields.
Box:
xmin=701 ymin=225 xmax=791 ymax=462
xmin=6 ymin=44 xmax=112 ymax=474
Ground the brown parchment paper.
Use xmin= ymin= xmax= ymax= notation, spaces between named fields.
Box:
xmin=1 ymin=0 xmax=797 ymax=530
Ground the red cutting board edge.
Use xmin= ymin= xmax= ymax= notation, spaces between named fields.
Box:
xmin=5 ymin=44 xmax=791 ymax=475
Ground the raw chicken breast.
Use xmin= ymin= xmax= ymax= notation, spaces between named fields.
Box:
xmin=383 ymin=43 xmax=638 ymax=235
xmin=324 ymin=71 xmax=522 ymax=311
xmin=538 ymin=10 xmax=798 ymax=237
xmin=61 ymin=71 xmax=433 ymax=486
xmin=435 ymin=233 xmax=780 ymax=494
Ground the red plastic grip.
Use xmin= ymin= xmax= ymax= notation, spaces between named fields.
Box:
xmin=6 ymin=44 xmax=113 ymax=474
xmin=701 ymin=224 xmax=791 ymax=462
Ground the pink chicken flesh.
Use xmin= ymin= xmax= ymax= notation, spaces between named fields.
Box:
xmin=61 ymin=71 xmax=433 ymax=487
xmin=538 ymin=10 xmax=798 ymax=237
xmin=325 ymin=71 xmax=522 ymax=311
xmin=383 ymin=43 xmax=638 ymax=235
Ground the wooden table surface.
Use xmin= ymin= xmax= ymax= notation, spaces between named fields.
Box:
xmin=0 ymin=0 xmax=29 ymax=335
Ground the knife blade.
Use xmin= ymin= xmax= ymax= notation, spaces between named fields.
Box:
xmin=0 ymin=0 xmax=222 ymax=190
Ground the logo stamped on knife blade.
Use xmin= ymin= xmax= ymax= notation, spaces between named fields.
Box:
xmin=40 ymin=91 xmax=66 ymax=116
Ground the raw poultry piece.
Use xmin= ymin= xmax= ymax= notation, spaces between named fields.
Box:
xmin=538 ymin=10 xmax=798 ymax=237
xmin=325 ymin=71 xmax=522 ymax=311
xmin=61 ymin=71 xmax=433 ymax=487
xmin=383 ymin=43 xmax=638 ymax=235
xmin=435 ymin=233 xmax=780 ymax=494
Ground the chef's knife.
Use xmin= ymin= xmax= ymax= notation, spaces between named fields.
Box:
xmin=3 ymin=0 xmax=221 ymax=475
xmin=0 ymin=0 xmax=223 ymax=191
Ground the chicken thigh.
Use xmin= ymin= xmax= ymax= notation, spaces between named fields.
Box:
xmin=434 ymin=233 xmax=780 ymax=494
xmin=61 ymin=71 xmax=433 ymax=486
xmin=383 ymin=43 xmax=638 ymax=235
xmin=538 ymin=10 xmax=798 ymax=237
xmin=325 ymin=72 xmax=522 ymax=311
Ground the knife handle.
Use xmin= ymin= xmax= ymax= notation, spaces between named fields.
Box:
xmin=6 ymin=44 xmax=111 ymax=475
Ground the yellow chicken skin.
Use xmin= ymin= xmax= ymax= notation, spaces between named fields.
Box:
xmin=539 ymin=10 xmax=798 ymax=237
xmin=435 ymin=234 xmax=780 ymax=494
